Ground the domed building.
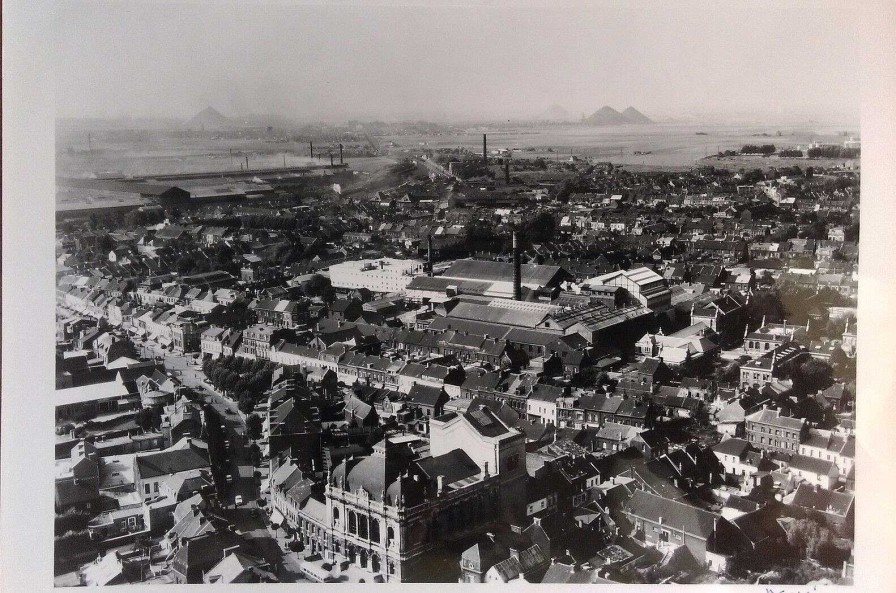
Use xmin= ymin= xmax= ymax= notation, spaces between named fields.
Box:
xmin=321 ymin=412 xmax=521 ymax=582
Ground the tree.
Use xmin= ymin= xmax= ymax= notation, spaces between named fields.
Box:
xmin=238 ymin=392 xmax=255 ymax=415
xmin=223 ymin=370 xmax=241 ymax=394
xmin=714 ymin=361 xmax=741 ymax=385
xmin=794 ymin=358 xmax=834 ymax=393
xmin=134 ymin=407 xmax=155 ymax=431
xmin=246 ymin=414 xmax=263 ymax=440
xmin=304 ymin=274 xmax=335 ymax=302
xmin=523 ymin=212 xmax=557 ymax=244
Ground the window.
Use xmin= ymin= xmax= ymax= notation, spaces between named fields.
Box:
xmin=358 ymin=515 xmax=369 ymax=540
xmin=144 ymin=484 xmax=150 ymax=494
xmin=348 ymin=511 xmax=357 ymax=534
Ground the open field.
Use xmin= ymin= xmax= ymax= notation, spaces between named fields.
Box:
xmin=55 ymin=121 xmax=856 ymax=185
xmin=381 ymin=122 xmax=856 ymax=169
xmin=56 ymin=132 xmax=371 ymax=179
xmin=699 ymin=154 xmax=858 ymax=171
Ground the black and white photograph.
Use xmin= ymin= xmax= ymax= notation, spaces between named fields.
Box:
xmin=3 ymin=1 xmax=896 ymax=591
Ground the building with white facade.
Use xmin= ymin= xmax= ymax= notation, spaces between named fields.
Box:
xmin=329 ymin=258 xmax=426 ymax=294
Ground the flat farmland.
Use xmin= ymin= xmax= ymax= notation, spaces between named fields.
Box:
xmin=56 ymin=132 xmax=378 ymax=179
xmin=380 ymin=122 xmax=855 ymax=169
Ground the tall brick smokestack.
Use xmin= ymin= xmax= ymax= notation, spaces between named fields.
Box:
xmin=505 ymin=159 xmax=510 ymax=184
xmin=483 ymin=134 xmax=488 ymax=164
xmin=427 ymin=234 xmax=433 ymax=276
xmin=310 ymin=141 xmax=313 ymax=157
xmin=339 ymin=143 xmax=344 ymax=164
xmin=513 ymin=230 xmax=522 ymax=301
xmin=329 ymin=153 xmax=334 ymax=166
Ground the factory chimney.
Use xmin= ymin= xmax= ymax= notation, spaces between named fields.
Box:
xmin=483 ymin=134 xmax=488 ymax=164
xmin=513 ymin=230 xmax=522 ymax=301
xmin=427 ymin=234 xmax=434 ymax=276
xmin=504 ymin=159 xmax=510 ymax=184
xmin=329 ymin=153 xmax=334 ymax=166
xmin=339 ymin=143 xmax=344 ymax=164
xmin=309 ymin=141 xmax=314 ymax=158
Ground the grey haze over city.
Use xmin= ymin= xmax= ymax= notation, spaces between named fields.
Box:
xmin=55 ymin=1 xmax=860 ymax=125
xmin=45 ymin=0 xmax=865 ymax=587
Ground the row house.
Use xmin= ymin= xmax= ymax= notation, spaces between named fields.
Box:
xmin=184 ymin=288 xmax=218 ymax=315
xmin=251 ymin=298 xmax=307 ymax=329
xmin=711 ymin=438 xmax=776 ymax=483
xmin=460 ymin=371 xmax=536 ymax=414
xmin=396 ymin=362 xmax=465 ymax=397
xmin=106 ymin=300 xmax=137 ymax=328
xmin=135 ymin=309 xmax=180 ymax=345
xmin=437 ymin=333 xmax=527 ymax=369
xmin=797 ymin=429 xmax=855 ymax=480
xmin=241 ymin=324 xmax=279 ymax=359
xmin=338 ymin=353 xmax=403 ymax=389
xmin=748 ymin=242 xmax=784 ymax=260
xmin=525 ymin=384 xmax=565 ymax=425
xmin=784 ymin=454 xmax=839 ymax=490
xmin=170 ymin=319 xmax=203 ymax=354
xmin=740 ymin=343 xmax=807 ymax=389
xmin=268 ymin=342 xmax=339 ymax=374
xmin=744 ymin=406 xmax=807 ymax=455
xmin=743 ymin=323 xmax=797 ymax=358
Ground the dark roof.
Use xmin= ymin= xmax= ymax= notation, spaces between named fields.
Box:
xmin=791 ymin=483 xmax=854 ymax=517
xmin=732 ymin=507 xmax=786 ymax=544
xmin=136 ymin=443 xmax=209 ymax=479
xmin=407 ymin=384 xmax=447 ymax=408
xmin=624 ymin=490 xmax=719 ymax=539
xmin=787 ymin=453 xmax=836 ymax=476
xmin=442 ymin=259 xmax=566 ymax=287
xmin=417 ymin=449 xmax=480 ymax=486
xmin=462 ymin=405 xmax=515 ymax=438
xmin=712 ymin=438 xmax=751 ymax=458
xmin=55 ymin=478 xmax=99 ymax=507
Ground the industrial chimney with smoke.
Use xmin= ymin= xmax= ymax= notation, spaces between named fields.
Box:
xmin=512 ymin=230 xmax=522 ymax=301
xmin=339 ymin=143 xmax=344 ymax=164
xmin=483 ymin=134 xmax=488 ymax=164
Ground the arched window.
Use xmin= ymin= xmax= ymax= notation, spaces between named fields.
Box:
xmin=370 ymin=518 xmax=380 ymax=543
xmin=358 ymin=515 xmax=369 ymax=540
xmin=333 ymin=507 xmax=340 ymax=523
xmin=348 ymin=511 xmax=357 ymax=534
xmin=387 ymin=526 xmax=395 ymax=546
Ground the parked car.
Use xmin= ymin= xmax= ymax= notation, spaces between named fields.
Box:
xmin=234 ymin=495 xmax=244 ymax=506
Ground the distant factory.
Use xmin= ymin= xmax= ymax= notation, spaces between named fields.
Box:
xmin=56 ymin=161 xmax=350 ymax=217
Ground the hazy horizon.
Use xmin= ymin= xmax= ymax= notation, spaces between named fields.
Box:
xmin=55 ymin=1 xmax=860 ymax=126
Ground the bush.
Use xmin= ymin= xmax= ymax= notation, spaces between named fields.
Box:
xmin=55 ymin=510 xmax=92 ymax=535
xmin=816 ymin=541 xmax=851 ymax=568
xmin=54 ymin=530 xmax=94 ymax=559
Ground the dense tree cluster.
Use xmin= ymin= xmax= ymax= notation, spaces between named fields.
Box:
xmin=740 ymin=144 xmax=776 ymax=156
xmin=202 ymin=355 xmax=278 ymax=413
xmin=807 ymin=146 xmax=859 ymax=159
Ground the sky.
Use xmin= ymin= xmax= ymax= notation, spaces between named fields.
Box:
xmin=54 ymin=1 xmax=861 ymax=124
